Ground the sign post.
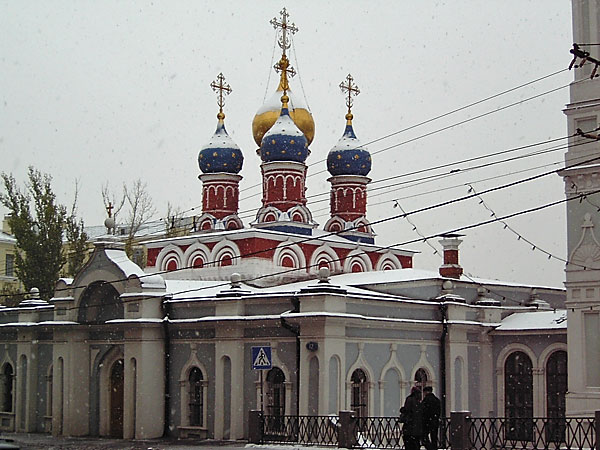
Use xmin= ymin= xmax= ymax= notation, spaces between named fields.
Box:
xmin=252 ymin=346 xmax=272 ymax=414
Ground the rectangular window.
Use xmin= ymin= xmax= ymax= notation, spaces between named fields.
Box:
xmin=584 ymin=312 xmax=600 ymax=387
xmin=5 ymin=254 xmax=14 ymax=278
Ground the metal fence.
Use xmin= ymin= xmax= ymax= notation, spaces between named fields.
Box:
xmin=468 ymin=416 xmax=596 ymax=450
xmin=354 ymin=417 xmax=404 ymax=448
xmin=251 ymin=411 xmax=597 ymax=450
xmin=262 ymin=414 xmax=338 ymax=446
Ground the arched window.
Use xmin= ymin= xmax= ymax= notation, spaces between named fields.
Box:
xmin=546 ymin=351 xmax=567 ymax=441
xmin=78 ymin=282 xmax=123 ymax=324
xmin=189 ymin=368 xmax=204 ymax=427
xmin=505 ymin=351 xmax=533 ymax=440
xmin=415 ymin=368 xmax=428 ymax=399
xmin=1 ymin=364 xmax=13 ymax=412
xmin=350 ymin=369 xmax=368 ymax=418
xmin=266 ymin=368 xmax=286 ymax=418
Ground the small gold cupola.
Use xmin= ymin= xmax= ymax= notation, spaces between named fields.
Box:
xmin=251 ymin=8 xmax=315 ymax=147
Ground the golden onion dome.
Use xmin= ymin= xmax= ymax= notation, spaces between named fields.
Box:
xmin=252 ymin=81 xmax=315 ymax=147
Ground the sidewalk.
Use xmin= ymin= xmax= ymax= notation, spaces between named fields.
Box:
xmin=0 ymin=434 xmax=338 ymax=450
xmin=1 ymin=433 xmax=248 ymax=450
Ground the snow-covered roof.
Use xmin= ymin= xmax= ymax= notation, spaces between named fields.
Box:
xmin=165 ymin=279 xmax=228 ymax=299
xmin=0 ymin=230 xmax=16 ymax=244
xmin=104 ymin=249 xmax=165 ymax=289
xmin=493 ymin=309 xmax=567 ymax=332
xmin=330 ymin=268 xmax=565 ymax=291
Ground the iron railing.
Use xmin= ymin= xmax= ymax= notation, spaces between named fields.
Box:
xmin=257 ymin=414 xmax=596 ymax=450
xmin=262 ymin=414 xmax=338 ymax=446
xmin=468 ymin=417 xmax=595 ymax=450
xmin=355 ymin=417 xmax=404 ymax=448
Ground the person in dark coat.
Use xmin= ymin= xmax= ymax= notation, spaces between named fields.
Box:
xmin=401 ymin=386 xmax=423 ymax=450
xmin=421 ymin=386 xmax=441 ymax=450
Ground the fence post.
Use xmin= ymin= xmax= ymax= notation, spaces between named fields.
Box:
xmin=596 ymin=411 xmax=600 ymax=450
xmin=450 ymin=411 xmax=471 ymax=450
xmin=338 ymin=410 xmax=357 ymax=449
xmin=248 ymin=409 xmax=264 ymax=444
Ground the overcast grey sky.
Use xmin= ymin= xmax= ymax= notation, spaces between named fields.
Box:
xmin=1 ymin=1 xmax=573 ymax=287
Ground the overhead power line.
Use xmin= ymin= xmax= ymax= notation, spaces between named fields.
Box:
xmin=5 ymin=187 xmax=594 ymax=312
xmin=3 ymin=151 xmax=600 ymax=299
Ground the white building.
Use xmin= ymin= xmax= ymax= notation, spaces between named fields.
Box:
xmin=560 ymin=0 xmax=600 ymax=418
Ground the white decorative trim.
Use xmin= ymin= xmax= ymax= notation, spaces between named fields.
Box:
xmin=376 ymin=252 xmax=402 ymax=271
xmin=379 ymin=344 xmax=406 ymax=415
xmin=0 ymin=353 xmax=15 ymax=417
xmin=179 ymin=346 xmax=209 ymax=428
xmin=155 ymin=244 xmax=184 ymax=272
xmin=183 ymin=241 xmax=211 ymax=268
xmin=346 ymin=343 xmax=375 ymax=415
xmin=495 ymin=343 xmax=538 ymax=417
xmin=538 ymin=344 xmax=568 ymax=416
xmin=569 ymin=213 xmax=600 ymax=270
xmin=210 ymin=239 xmax=241 ymax=267
xmin=343 ymin=248 xmax=373 ymax=273
xmin=273 ymin=241 xmax=307 ymax=271
xmin=323 ymin=217 xmax=345 ymax=233
xmin=309 ymin=244 xmax=342 ymax=274
xmin=99 ymin=346 xmax=124 ymax=437
xmin=410 ymin=347 xmax=436 ymax=389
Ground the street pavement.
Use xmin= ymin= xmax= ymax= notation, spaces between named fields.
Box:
xmin=0 ymin=433 xmax=247 ymax=450
xmin=0 ymin=434 xmax=336 ymax=450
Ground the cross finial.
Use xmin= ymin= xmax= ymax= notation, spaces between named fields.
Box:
xmin=339 ymin=74 xmax=360 ymax=122
xmin=270 ymin=7 xmax=298 ymax=56
xmin=106 ymin=201 xmax=113 ymax=218
xmin=210 ymin=73 xmax=232 ymax=121
xmin=274 ymin=55 xmax=296 ymax=96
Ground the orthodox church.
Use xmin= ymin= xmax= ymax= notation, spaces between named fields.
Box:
xmin=0 ymin=7 xmax=581 ymax=443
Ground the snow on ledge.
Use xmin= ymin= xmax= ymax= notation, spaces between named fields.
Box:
xmin=494 ymin=309 xmax=567 ymax=331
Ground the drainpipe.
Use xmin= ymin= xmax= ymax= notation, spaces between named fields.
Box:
xmin=162 ymin=296 xmax=172 ymax=437
xmin=439 ymin=303 xmax=448 ymax=417
xmin=280 ymin=295 xmax=300 ymax=418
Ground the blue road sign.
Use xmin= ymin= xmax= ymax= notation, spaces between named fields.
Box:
xmin=251 ymin=346 xmax=272 ymax=370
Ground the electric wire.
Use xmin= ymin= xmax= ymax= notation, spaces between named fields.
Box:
xmin=3 ymin=151 xmax=599 ymax=300
xmin=3 ymin=188 xmax=592 ymax=312
xmin=177 ymin=68 xmax=575 ymax=215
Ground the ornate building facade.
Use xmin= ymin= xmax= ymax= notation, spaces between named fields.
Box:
xmin=0 ymin=7 xmax=574 ymax=442
xmin=560 ymin=0 xmax=600 ymax=418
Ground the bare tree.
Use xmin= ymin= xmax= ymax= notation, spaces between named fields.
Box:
xmin=101 ymin=182 xmax=125 ymax=227
xmin=164 ymin=202 xmax=187 ymax=238
xmin=65 ymin=179 xmax=89 ymax=277
xmin=101 ymin=179 xmax=155 ymax=259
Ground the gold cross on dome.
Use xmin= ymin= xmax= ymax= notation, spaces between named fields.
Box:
xmin=270 ymin=7 xmax=298 ymax=55
xmin=210 ymin=73 xmax=232 ymax=118
xmin=274 ymin=55 xmax=296 ymax=92
xmin=340 ymin=74 xmax=360 ymax=116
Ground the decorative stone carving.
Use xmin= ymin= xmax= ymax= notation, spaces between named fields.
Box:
xmin=570 ymin=213 xmax=600 ymax=269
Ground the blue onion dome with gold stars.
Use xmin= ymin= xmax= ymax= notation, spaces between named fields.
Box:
xmin=327 ymin=118 xmax=371 ymax=176
xmin=198 ymin=73 xmax=243 ymax=174
xmin=259 ymin=94 xmax=309 ymax=163
xmin=327 ymin=74 xmax=371 ymax=176
xmin=198 ymin=117 xmax=243 ymax=174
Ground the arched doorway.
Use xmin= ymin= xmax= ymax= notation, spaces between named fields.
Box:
xmin=266 ymin=368 xmax=286 ymax=432
xmin=350 ymin=369 xmax=368 ymax=418
xmin=110 ymin=359 xmax=124 ymax=438
xmin=505 ymin=351 xmax=533 ymax=440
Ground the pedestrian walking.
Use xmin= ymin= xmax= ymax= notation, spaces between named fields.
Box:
xmin=400 ymin=386 xmax=423 ymax=450
xmin=421 ymin=386 xmax=441 ymax=450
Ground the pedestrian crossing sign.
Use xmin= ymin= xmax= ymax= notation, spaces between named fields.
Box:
xmin=251 ymin=346 xmax=272 ymax=370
